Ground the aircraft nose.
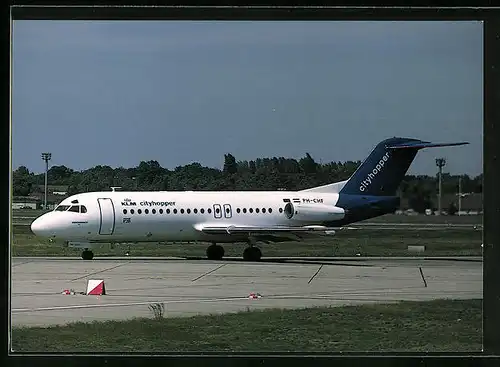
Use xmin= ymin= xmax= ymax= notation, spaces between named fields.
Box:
xmin=31 ymin=217 xmax=48 ymax=237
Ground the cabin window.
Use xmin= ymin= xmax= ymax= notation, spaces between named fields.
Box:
xmin=279 ymin=208 xmax=283 ymax=213
xmin=262 ymin=208 xmax=266 ymax=213
xmin=159 ymin=209 xmax=163 ymax=214
xmin=243 ymin=208 xmax=247 ymax=213
xmin=181 ymin=209 xmax=185 ymax=214
xmin=130 ymin=209 xmax=135 ymax=214
xmin=249 ymin=208 xmax=253 ymax=213
xmin=138 ymin=209 xmax=142 ymax=214
xmin=123 ymin=209 xmax=127 ymax=215
xmin=208 ymin=208 xmax=212 ymax=214
xmin=255 ymin=208 xmax=260 ymax=213
xmin=145 ymin=209 xmax=149 ymax=214
xmin=173 ymin=209 xmax=178 ymax=214
xmin=236 ymin=208 xmax=241 ymax=213
xmin=152 ymin=209 xmax=156 ymax=214
xmin=166 ymin=209 xmax=171 ymax=214
xmin=187 ymin=209 xmax=191 ymax=214
xmin=201 ymin=208 xmax=205 ymax=214
xmin=268 ymin=208 xmax=272 ymax=213
xmin=194 ymin=208 xmax=198 ymax=214
xmin=225 ymin=208 xmax=230 ymax=214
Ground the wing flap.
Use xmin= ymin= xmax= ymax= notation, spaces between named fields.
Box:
xmin=195 ymin=223 xmax=350 ymax=235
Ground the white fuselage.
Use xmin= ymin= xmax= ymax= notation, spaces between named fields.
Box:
xmin=30 ymin=191 xmax=344 ymax=245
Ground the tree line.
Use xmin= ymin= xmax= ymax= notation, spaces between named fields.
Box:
xmin=12 ymin=153 xmax=482 ymax=212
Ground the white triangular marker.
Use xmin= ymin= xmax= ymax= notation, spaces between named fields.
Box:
xmin=86 ymin=279 xmax=106 ymax=295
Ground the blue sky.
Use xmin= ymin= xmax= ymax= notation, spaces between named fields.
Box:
xmin=12 ymin=20 xmax=483 ymax=177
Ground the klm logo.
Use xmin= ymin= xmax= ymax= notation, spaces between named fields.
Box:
xmin=359 ymin=152 xmax=390 ymax=192
xmin=122 ymin=201 xmax=137 ymax=206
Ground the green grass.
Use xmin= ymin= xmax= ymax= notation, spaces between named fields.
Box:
xmin=10 ymin=299 xmax=482 ymax=353
xmin=11 ymin=223 xmax=483 ymax=258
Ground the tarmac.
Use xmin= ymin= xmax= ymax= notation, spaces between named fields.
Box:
xmin=10 ymin=257 xmax=482 ymax=328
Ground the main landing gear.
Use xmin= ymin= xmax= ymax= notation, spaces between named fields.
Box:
xmin=243 ymin=246 xmax=262 ymax=262
xmin=205 ymin=242 xmax=262 ymax=262
xmin=81 ymin=249 xmax=94 ymax=260
xmin=243 ymin=236 xmax=262 ymax=262
xmin=206 ymin=243 xmax=225 ymax=260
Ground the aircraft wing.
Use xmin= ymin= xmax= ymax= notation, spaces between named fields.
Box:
xmin=194 ymin=223 xmax=355 ymax=242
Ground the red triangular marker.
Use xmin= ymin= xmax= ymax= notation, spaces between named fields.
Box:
xmin=86 ymin=279 xmax=106 ymax=295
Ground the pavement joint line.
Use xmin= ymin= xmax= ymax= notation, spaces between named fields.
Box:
xmin=191 ymin=263 xmax=227 ymax=282
xmin=308 ymin=264 xmax=324 ymax=284
xmin=11 ymin=260 xmax=34 ymax=268
xmin=70 ymin=261 xmax=132 ymax=282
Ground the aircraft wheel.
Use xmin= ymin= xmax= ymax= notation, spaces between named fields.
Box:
xmin=243 ymin=247 xmax=262 ymax=262
xmin=206 ymin=244 xmax=224 ymax=260
xmin=82 ymin=250 xmax=94 ymax=260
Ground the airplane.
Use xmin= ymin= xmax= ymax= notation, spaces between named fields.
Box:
xmin=29 ymin=137 xmax=468 ymax=261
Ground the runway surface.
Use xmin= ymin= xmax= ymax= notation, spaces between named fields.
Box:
xmin=10 ymin=257 xmax=482 ymax=328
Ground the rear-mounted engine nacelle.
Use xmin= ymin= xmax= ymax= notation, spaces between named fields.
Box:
xmin=283 ymin=202 xmax=345 ymax=222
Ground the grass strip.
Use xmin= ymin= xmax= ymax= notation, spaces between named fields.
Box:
xmin=11 ymin=298 xmax=482 ymax=353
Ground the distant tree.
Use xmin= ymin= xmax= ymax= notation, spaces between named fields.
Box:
xmin=407 ymin=184 xmax=432 ymax=214
xmin=47 ymin=165 xmax=74 ymax=184
xmin=12 ymin=176 xmax=31 ymax=196
xmin=15 ymin=166 xmax=30 ymax=176
xmin=223 ymin=154 xmax=237 ymax=175
xmin=448 ymin=202 xmax=458 ymax=216
xmin=408 ymin=195 xmax=432 ymax=214
xmin=299 ymin=153 xmax=317 ymax=174
xmin=249 ymin=160 xmax=256 ymax=174
xmin=12 ymin=166 xmax=33 ymax=196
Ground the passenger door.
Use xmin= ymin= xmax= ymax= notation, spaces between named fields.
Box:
xmin=97 ymin=198 xmax=115 ymax=235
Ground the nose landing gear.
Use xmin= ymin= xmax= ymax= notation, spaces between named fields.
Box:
xmin=81 ymin=249 xmax=94 ymax=260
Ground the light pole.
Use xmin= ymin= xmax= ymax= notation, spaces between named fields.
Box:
xmin=41 ymin=152 xmax=51 ymax=210
xmin=458 ymin=176 xmax=462 ymax=215
xmin=435 ymin=158 xmax=446 ymax=215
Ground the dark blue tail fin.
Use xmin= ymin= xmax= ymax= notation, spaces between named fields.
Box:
xmin=339 ymin=137 xmax=468 ymax=196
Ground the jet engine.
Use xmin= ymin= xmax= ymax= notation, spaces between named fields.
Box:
xmin=283 ymin=202 xmax=345 ymax=222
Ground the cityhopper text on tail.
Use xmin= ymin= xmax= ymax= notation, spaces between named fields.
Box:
xmin=30 ymin=137 xmax=469 ymax=261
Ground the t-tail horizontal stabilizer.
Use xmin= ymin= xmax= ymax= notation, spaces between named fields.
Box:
xmin=385 ymin=141 xmax=469 ymax=150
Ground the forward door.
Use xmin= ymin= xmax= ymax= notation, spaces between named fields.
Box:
xmin=97 ymin=198 xmax=115 ymax=235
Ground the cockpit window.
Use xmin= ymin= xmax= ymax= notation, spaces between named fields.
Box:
xmin=55 ymin=204 xmax=87 ymax=213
